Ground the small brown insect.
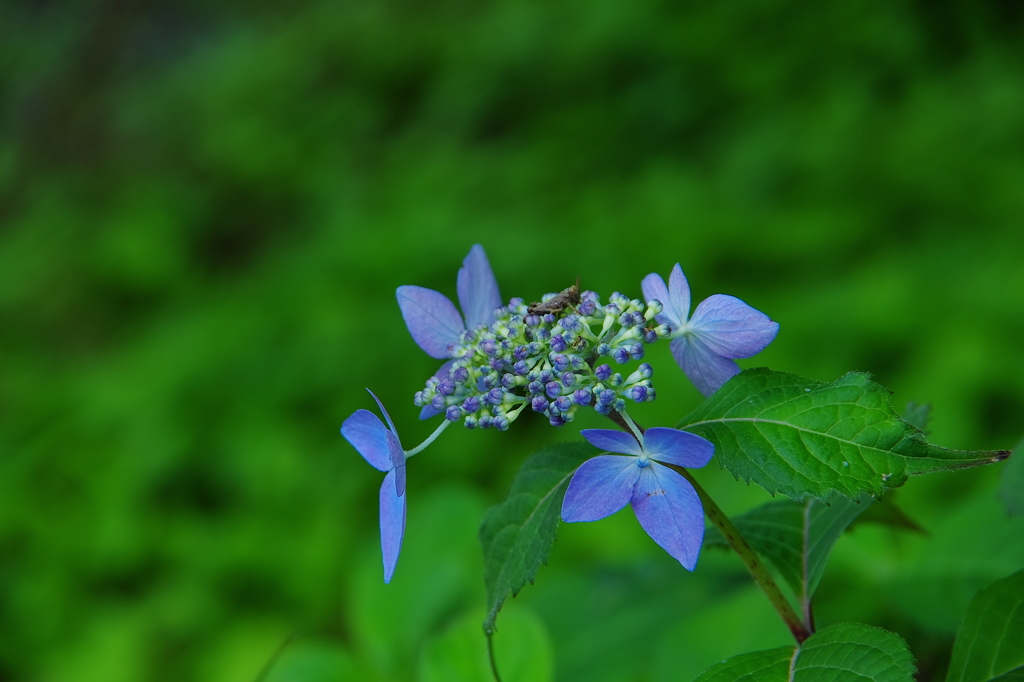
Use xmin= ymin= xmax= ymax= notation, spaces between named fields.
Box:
xmin=528 ymin=276 xmax=581 ymax=316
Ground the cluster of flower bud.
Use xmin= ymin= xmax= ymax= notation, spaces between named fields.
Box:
xmin=413 ymin=290 xmax=670 ymax=430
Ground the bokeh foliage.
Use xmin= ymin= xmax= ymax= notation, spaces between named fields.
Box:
xmin=1 ymin=1 xmax=1022 ymax=680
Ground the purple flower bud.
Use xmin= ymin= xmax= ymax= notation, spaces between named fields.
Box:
xmin=489 ymin=357 xmax=506 ymax=372
xmin=595 ymin=364 xmax=612 ymax=381
xmin=573 ymin=388 xmax=592 ymax=405
xmin=647 ymin=387 xmax=657 ymax=401
xmin=527 ymin=380 xmax=543 ymax=395
xmin=609 ymin=373 xmax=623 ymax=387
xmin=596 ymin=343 xmax=611 ymax=356
xmin=582 ymin=290 xmax=599 ymax=302
xmin=545 ymin=381 xmax=562 ymax=399
xmin=438 ymin=379 xmax=456 ymax=396
xmin=561 ymin=372 xmax=577 ymax=388
xmin=483 ymin=373 xmax=499 ymax=389
xmin=571 ymin=355 xmax=586 ymax=369
xmin=501 ymin=339 xmax=514 ymax=351
xmin=531 ymin=395 xmax=549 ymax=412
xmin=551 ymin=335 xmax=568 ymax=352
xmin=446 ymin=405 xmax=463 ymax=421
xmin=579 ymin=300 xmax=597 ymax=316
xmin=514 ymin=345 xmax=530 ymax=361
xmin=494 ymin=415 xmax=510 ymax=431
xmin=528 ymin=342 xmax=542 ymax=354
xmin=452 ymin=367 xmax=470 ymax=383
xmin=560 ymin=316 xmax=583 ymax=333
xmin=594 ymin=402 xmax=613 ymax=415
xmin=478 ymin=415 xmax=494 ymax=429
xmin=613 ymin=397 xmax=626 ymax=412
xmin=479 ymin=338 xmax=497 ymax=355
xmin=598 ymin=389 xmax=616 ymax=405
xmin=539 ymin=369 xmax=554 ymax=384
xmin=552 ymin=354 xmax=570 ymax=371
xmin=618 ymin=312 xmax=632 ymax=326
xmin=630 ymin=344 xmax=645 ymax=360
xmin=613 ymin=347 xmax=630 ymax=364
xmin=554 ymin=396 xmax=573 ymax=412
xmin=542 ymin=313 xmax=557 ymax=325
xmin=637 ymin=363 xmax=653 ymax=378
xmin=464 ymin=415 xmax=478 ymax=429
xmin=513 ymin=360 xmax=530 ymax=376
xmin=487 ymin=388 xmax=505 ymax=405
xmin=431 ymin=395 xmax=446 ymax=410
xmin=509 ymin=297 xmax=525 ymax=309
xmin=605 ymin=304 xmax=620 ymax=317
xmin=501 ymin=373 xmax=517 ymax=389
xmin=525 ymin=314 xmax=542 ymax=327
xmin=630 ymin=386 xmax=648 ymax=402
xmin=643 ymin=329 xmax=658 ymax=344
xmin=549 ymin=414 xmax=566 ymax=426
xmin=463 ymin=396 xmax=481 ymax=413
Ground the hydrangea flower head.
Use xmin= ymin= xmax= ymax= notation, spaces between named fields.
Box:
xmin=341 ymin=390 xmax=406 ymax=583
xmin=642 ymin=264 xmax=779 ymax=397
xmin=561 ymin=426 xmax=714 ymax=570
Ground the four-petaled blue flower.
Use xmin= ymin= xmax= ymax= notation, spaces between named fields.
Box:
xmin=561 ymin=427 xmax=714 ymax=570
xmin=397 ymin=244 xmax=502 ymax=418
xmin=341 ymin=390 xmax=406 ymax=583
xmin=642 ymin=264 xmax=779 ymax=397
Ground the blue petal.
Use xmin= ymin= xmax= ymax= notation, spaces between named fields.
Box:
xmin=387 ymin=430 xmax=406 ymax=495
xmin=644 ymin=428 xmax=715 ymax=469
xmin=641 ymin=272 xmax=682 ymax=329
xmin=367 ymin=388 xmax=400 ymax=438
xmin=670 ymin=334 xmax=740 ymax=397
xmin=580 ymin=429 xmax=644 ymax=456
xmin=341 ymin=409 xmax=392 ymax=472
xmin=688 ymin=294 xmax=779 ymax=359
xmin=457 ymin=244 xmax=502 ymax=330
xmin=396 ymin=285 xmax=465 ymax=359
xmin=561 ymin=455 xmax=639 ymax=522
xmin=631 ymin=463 xmax=704 ymax=570
xmin=379 ymin=469 xmax=407 ymax=583
xmin=418 ymin=361 xmax=455 ymax=420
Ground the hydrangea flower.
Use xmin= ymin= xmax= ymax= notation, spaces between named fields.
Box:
xmin=340 ymin=390 xmax=407 ymax=583
xmin=397 ymin=245 xmax=502 ymax=417
xmin=642 ymin=264 xmax=779 ymax=397
xmin=561 ymin=426 xmax=714 ymax=570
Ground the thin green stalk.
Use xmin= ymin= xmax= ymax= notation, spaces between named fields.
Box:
xmin=674 ymin=466 xmax=811 ymax=644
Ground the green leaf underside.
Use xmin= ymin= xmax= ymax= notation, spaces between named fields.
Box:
xmin=946 ymin=568 xmax=1024 ymax=682
xmin=849 ymin=496 xmax=927 ymax=535
xmin=704 ymin=495 xmax=872 ymax=605
xmin=903 ymin=401 xmax=932 ymax=434
xmin=479 ymin=442 xmax=592 ymax=633
xmin=679 ymin=369 xmax=1008 ymax=503
xmin=694 ymin=623 xmax=916 ymax=682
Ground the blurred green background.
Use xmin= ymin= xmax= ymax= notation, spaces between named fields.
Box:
xmin=2 ymin=1 xmax=1023 ymax=680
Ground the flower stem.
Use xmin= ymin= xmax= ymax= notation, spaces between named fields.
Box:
xmin=606 ymin=410 xmax=811 ymax=643
xmin=675 ymin=467 xmax=811 ymax=644
xmin=404 ymin=419 xmax=451 ymax=458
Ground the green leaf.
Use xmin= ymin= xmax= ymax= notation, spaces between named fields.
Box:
xmin=691 ymin=646 xmax=795 ymax=681
xmin=678 ymin=369 xmax=1008 ymax=502
xmin=999 ymin=437 xmax=1023 ymax=517
xmin=704 ymin=495 xmax=872 ymax=609
xmin=946 ymin=568 xmax=1024 ymax=682
xmin=479 ymin=442 xmax=592 ymax=634
xmin=417 ymin=606 xmax=553 ymax=682
xmin=694 ymin=622 xmax=915 ymax=682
